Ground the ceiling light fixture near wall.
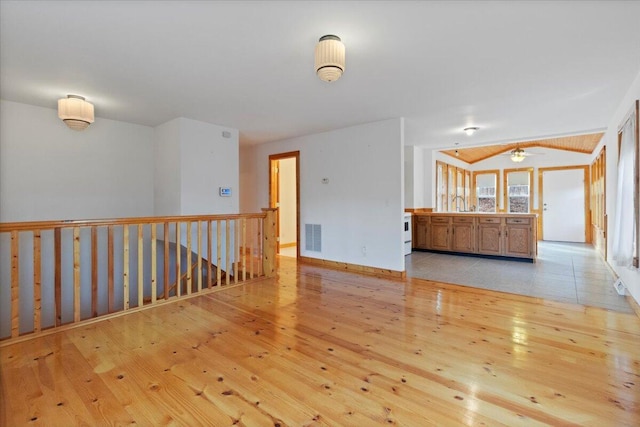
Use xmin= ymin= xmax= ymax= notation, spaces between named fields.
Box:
xmin=58 ymin=95 xmax=94 ymax=131
xmin=464 ymin=126 xmax=479 ymax=136
xmin=510 ymin=148 xmax=526 ymax=162
xmin=315 ymin=35 xmax=345 ymax=82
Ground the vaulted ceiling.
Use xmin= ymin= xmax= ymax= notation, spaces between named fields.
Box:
xmin=440 ymin=132 xmax=604 ymax=164
xmin=1 ymin=1 xmax=639 ymax=150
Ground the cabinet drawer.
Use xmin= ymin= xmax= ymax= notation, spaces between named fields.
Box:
xmin=478 ymin=217 xmax=502 ymax=224
xmin=506 ymin=217 xmax=531 ymax=225
xmin=453 ymin=216 xmax=474 ymax=224
xmin=416 ymin=216 xmax=429 ymax=223
xmin=431 ymin=216 xmax=450 ymax=223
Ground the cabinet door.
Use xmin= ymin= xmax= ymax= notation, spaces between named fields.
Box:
xmin=415 ymin=219 xmax=429 ymax=249
xmin=451 ymin=223 xmax=474 ymax=253
xmin=430 ymin=223 xmax=450 ymax=250
xmin=504 ymin=224 xmax=532 ymax=258
xmin=477 ymin=223 xmax=502 ymax=255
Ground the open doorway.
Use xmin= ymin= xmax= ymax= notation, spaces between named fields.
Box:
xmin=269 ymin=151 xmax=300 ymax=258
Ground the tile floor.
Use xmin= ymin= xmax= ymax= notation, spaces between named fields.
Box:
xmin=406 ymin=241 xmax=634 ymax=313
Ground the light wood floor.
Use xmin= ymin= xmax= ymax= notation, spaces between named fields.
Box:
xmin=1 ymin=256 xmax=639 ymax=426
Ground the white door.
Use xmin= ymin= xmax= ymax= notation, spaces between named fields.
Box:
xmin=542 ymin=169 xmax=585 ymax=242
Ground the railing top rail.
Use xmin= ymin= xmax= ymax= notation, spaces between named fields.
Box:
xmin=0 ymin=212 xmax=268 ymax=232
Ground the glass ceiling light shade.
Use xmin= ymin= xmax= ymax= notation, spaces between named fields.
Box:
xmin=58 ymin=95 xmax=94 ymax=131
xmin=511 ymin=148 xmax=526 ymax=162
xmin=464 ymin=126 xmax=479 ymax=136
xmin=315 ymin=35 xmax=345 ymax=82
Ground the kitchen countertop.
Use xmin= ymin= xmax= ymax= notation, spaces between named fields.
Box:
xmin=413 ymin=212 xmax=537 ymax=217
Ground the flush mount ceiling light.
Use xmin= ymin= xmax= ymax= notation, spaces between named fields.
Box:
xmin=464 ymin=126 xmax=479 ymax=136
xmin=510 ymin=148 xmax=526 ymax=162
xmin=58 ymin=95 xmax=94 ymax=131
xmin=315 ymin=35 xmax=345 ymax=82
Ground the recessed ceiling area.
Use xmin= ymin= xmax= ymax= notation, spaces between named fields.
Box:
xmin=441 ymin=132 xmax=605 ymax=164
xmin=1 ymin=1 xmax=639 ymax=149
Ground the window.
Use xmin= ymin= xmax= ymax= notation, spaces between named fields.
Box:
xmin=436 ymin=161 xmax=447 ymax=212
xmin=504 ymin=169 xmax=533 ymax=213
xmin=464 ymin=170 xmax=471 ymax=212
xmin=474 ymin=171 xmax=499 ymax=212
xmin=590 ymin=147 xmax=606 ymax=230
xmin=435 ymin=161 xmax=471 ymax=212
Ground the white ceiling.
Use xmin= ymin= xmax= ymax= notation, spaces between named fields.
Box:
xmin=2 ymin=1 xmax=639 ymax=149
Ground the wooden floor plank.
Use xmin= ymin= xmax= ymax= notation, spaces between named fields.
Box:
xmin=1 ymin=256 xmax=639 ymax=426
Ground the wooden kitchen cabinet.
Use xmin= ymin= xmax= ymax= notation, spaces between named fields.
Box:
xmin=413 ymin=213 xmax=537 ymax=261
xmin=414 ymin=215 xmax=429 ymax=249
xmin=429 ymin=216 xmax=451 ymax=250
xmin=504 ymin=217 xmax=533 ymax=258
xmin=451 ymin=216 xmax=474 ymax=253
xmin=477 ymin=217 xmax=502 ymax=256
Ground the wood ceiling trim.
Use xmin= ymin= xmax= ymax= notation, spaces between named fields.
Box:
xmin=441 ymin=132 xmax=604 ymax=164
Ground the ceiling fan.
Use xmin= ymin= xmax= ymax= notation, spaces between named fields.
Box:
xmin=502 ymin=147 xmax=543 ymax=163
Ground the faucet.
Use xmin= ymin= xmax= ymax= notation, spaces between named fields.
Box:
xmin=452 ymin=195 xmax=467 ymax=212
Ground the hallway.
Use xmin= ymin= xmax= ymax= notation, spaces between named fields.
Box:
xmin=406 ymin=241 xmax=633 ymax=313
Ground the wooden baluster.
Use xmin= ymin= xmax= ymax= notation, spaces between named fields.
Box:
xmin=197 ymin=221 xmax=202 ymax=292
xmin=164 ymin=223 xmax=169 ymax=300
xmin=108 ymin=226 xmax=114 ymax=313
xmin=258 ymin=217 xmax=263 ymax=276
xmin=262 ymin=209 xmax=276 ymax=278
xmin=207 ymin=220 xmax=212 ymax=289
xmin=249 ymin=218 xmax=254 ymax=279
xmin=242 ymin=218 xmax=247 ymax=281
xmin=217 ymin=220 xmax=222 ymax=286
xmin=234 ymin=219 xmax=239 ymax=284
xmin=151 ymin=223 xmax=157 ymax=304
xmin=225 ymin=220 xmax=230 ymax=286
xmin=73 ymin=227 xmax=81 ymax=322
xmin=54 ymin=228 xmax=62 ymax=326
xmin=123 ymin=225 xmax=130 ymax=310
xmin=91 ymin=226 xmax=98 ymax=318
xmin=10 ymin=231 xmax=19 ymax=337
xmin=33 ymin=230 xmax=42 ymax=333
xmin=176 ymin=223 xmax=181 ymax=297
xmin=186 ymin=222 xmax=192 ymax=295
xmin=137 ymin=224 xmax=144 ymax=307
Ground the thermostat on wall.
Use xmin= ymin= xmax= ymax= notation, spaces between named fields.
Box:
xmin=219 ymin=187 xmax=232 ymax=197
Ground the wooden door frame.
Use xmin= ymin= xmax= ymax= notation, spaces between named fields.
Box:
xmin=269 ymin=151 xmax=300 ymax=257
xmin=538 ymin=165 xmax=590 ymax=242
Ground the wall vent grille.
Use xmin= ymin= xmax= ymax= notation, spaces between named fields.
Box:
xmin=305 ymin=224 xmax=321 ymax=252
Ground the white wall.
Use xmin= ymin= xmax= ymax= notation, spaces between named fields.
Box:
xmin=154 ymin=118 xmax=181 ymax=215
xmin=154 ymin=117 xmax=239 ymax=215
xmin=0 ymin=100 xmax=155 ymax=221
xmin=239 ymin=145 xmax=258 ymax=213
xmin=278 ymin=157 xmax=297 ymax=245
xmin=404 ymin=146 xmax=427 ymax=209
xmin=243 ymin=118 xmax=405 ymax=272
xmin=179 ymin=118 xmax=239 ymax=215
xmin=601 ymin=69 xmax=640 ymax=307
xmin=404 ymin=146 xmax=415 ymax=208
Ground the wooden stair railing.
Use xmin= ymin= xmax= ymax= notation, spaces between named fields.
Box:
xmin=0 ymin=209 xmax=277 ymax=344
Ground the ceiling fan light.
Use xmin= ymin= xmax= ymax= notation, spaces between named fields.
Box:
xmin=511 ymin=148 xmax=526 ymax=162
xmin=315 ymin=35 xmax=345 ymax=82
xmin=58 ymin=95 xmax=94 ymax=131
